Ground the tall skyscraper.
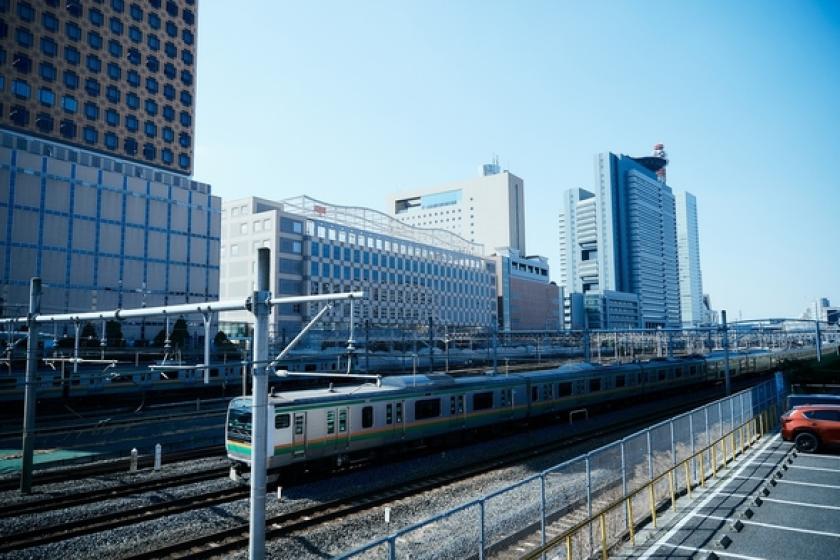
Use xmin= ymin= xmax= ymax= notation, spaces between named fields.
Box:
xmin=0 ymin=0 xmax=198 ymax=173
xmin=0 ymin=1 xmax=218 ymax=336
xmin=558 ymin=150 xmax=681 ymax=328
xmin=675 ymin=191 xmax=704 ymax=326
xmin=388 ymin=163 xmax=526 ymax=253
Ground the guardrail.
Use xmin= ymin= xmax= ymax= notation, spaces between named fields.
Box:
xmin=338 ymin=380 xmax=783 ymax=560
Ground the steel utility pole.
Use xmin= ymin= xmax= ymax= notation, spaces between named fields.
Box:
xmin=20 ymin=277 xmax=41 ymax=494
xmin=722 ymin=310 xmax=731 ymax=396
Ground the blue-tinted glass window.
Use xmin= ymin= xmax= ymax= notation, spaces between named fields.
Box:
xmin=127 ymin=70 xmax=140 ymax=86
xmin=38 ymin=87 xmax=55 ymax=106
xmin=125 ymin=114 xmax=138 ymax=131
xmin=126 ymin=92 xmax=139 ymax=108
xmin=165 ymin=20 xmax=177 ymax=37
xmin=86 ymin=54 xmax=102 ymax=73
xmin=163 ymin=63 xmax=176 ymax=79
xmin=104 ymin=131 xmax=118 ymax=149
xmin=89 ymin=8 xmax=104 ymax=26
xmin=88 ymin=31 xmax=102 ymax=50
xmin=83 ymin=126 xmax=98 ymax=144
xmin=142 ymin=143 xmax=155 ymax=161
xmin=84 ymin=102 xmax=99 ymax=120
xmin=178 ymin=154 xmax=190 ymax=170
xmin=35 ymin=113 xmax=53 ymax=132
xmin=65 ymin=22 xmax=81 ymax=41
xmin=106 ymin=85 xmax=120 ymax=102
xmin=145 ymin=77 xmax=158 ymax=93
xmin=164 ymin=42 xmax=176 ymax=58
xmin=15 ymin=27 xmax=33 ymax=47
xmin=10 ymin=105 xmax=30 ymax=126
xmin=0 ymin=21 xmax=7 ymax=40
xmin=144 ymin=98 xmax=157 ymax=115
xmin=178 ymin=132 xmax=190 ymax=147
xmin=321 ymin=244 xmax=329 ymax=258
xmin=163 ymin=83 xmax=175 ymax=100
xmin=108 ymin=40 xmax=122 ymax=57
xmin=105 ymin=108 xmax=119 ymax=126
xmin=129 ymin=3 xmax=143 ymax=21
xmin=127 ymin=47 xmax=141 ymax=64
xmin=60 ymin=119 xmax=76 ymax=139
xmin=85 ymin=78 xmax=100 ymax=96
xmin=332 ymin=246 xmax=340 ymax=259
xmin=182 ymin=29 xmax=194 ymax=45
xmin=179 ymin=111 xmax=191 ymax=126
xmin=144 ymin=121 xmax=156 ymax=137
xmin=162 ymin=126 xmax=173 ymax=142
xmin=63 ymin=71 xmax=79 ymax=89
xmin=62 ymin=94 xmax=77 ymax=113
xmin=39 ymin=62 xmax=57 ymax=81
xmin=129 ymin=26 xmax=141 ymax=43
xmin=107 ymin=62 xmax=121 ymax=80
xmin=181 ymin=50 xmax=193 ymax=65
xmin=12 ymin=79 xmax=30 ymax=99
xmin=42 ymin=12 xmax=59 ymax=31
xmin=179 ymin=90 xmax=192 ymax=106
xmin=12 ymin=52 xmax=31 ymax=73
xmin=103 ymin=132 xmax=118 ymax=150
xmin=183 ymin=9 xmax=195 ymax=26
xmin=162 ymin=105 xmax=174 ymax=121
xmin=64 ymin=46 xmax=80 ymax=65
xmin=41 ymin=37 xmax=58 ymax=56
xmin=66 ymin=0 xmax=82 ymax=17
xmin=161 ymin=148 xmax=173 ymax=164
xmin=165 ymin=1 xmax=178 ymax=16
xmin=17 ymin=2 xmax=34 ymax=22
xmin=110 ymin=17 xmax=123 ymax=35
xmin=180 ymin=70 xmax=192 ymax=86
xmin=146 ymin=55 xmax=159 ymax=72
xmin=124 ymin=137 xmax=138 ymax=155
xmin=148 ymin=13 xmax=160 ymax=29
xmin=147 ymin=33 xmax=159 ymax=50
xmin=111 ymin=0 xmax=124 ymax=12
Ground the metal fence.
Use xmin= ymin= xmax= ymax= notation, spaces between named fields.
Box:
xmin=338 ymin=379 xmax=784 ymax=560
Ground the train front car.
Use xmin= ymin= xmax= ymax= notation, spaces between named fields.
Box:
xmin=226 ymin=396 xmax=259 ymax=482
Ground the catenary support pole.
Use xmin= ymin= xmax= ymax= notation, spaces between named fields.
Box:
xmin=249 ymin=248 xmax=271 ymax=560
xmin=20 ymin=277 xmax=41 ymax=494
xmin=202 ymin=312 xmax=212 ymax=384
xmin=722 ymin=310 xmax=731 ymax=396
xmin=815 ymin=321 xmax=822 ymax=363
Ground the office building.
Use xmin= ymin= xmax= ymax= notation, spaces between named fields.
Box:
xmin=219 ymin=196 xmax=498 ymax=338
xmin=565 ymin=290 xmax=641 ymax=330
xmin=0 ymin=0 xmax=198 ymax=174
xmin=0 ymin=1 xmax=217 ymax=336
xmin=558 ymin=149 xmax=681 ymax=328
xmin=388 ymin=162 xmax=526 ymax=253
xmin=491 ymin=248 xmax=560 ymax=331
xmin=675 ymin=191 xmax=704 ymax=326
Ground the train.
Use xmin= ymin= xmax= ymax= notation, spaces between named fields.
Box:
xmin=226 ymin=344 xmax=836 ymax=481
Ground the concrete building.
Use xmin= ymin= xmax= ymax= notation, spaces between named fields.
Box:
xmin=0 ymin=1 xmax=217 ymax=336
xmin=491 ymin=248 xmax=560 ymax=331
xmin=565 ymin=290 xmax=641 ymax=330
xmin=220 ymin=196 xmax=498 ymax=337
xmin=558 ymin=150 xmax=681 ymax=328
xmin=676 ymin=191 xmax=704 ymax=326
xmin=388 ymin=163 xmax=526 ymax=253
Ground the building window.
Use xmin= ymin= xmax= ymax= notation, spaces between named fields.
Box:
xmin=145 ymin=77 xmax=158 ymax=94
xmin=84 ymin=102 xmax=98 ymax=120
xmin=124 ymin=137 xmax=137 ymax=155
xmin=164 ymin=62 xmax=176 ymax=79
xmin=164 ymin=41 xmax=176 ymax=58
xmin=110 ymin=17 xmax=123 ymax=35
xmin=15 ymin=27 xmax=34 ymax=47
xmin=148 ymin=13 xmax=160 ymax=29
xmin=129 ymin=26 xmax=142 ymax=43
xmin=83 ymin=126 xmax=98 ymax=144
xmin=161 ymin=148 xmax=173 ymax=164
xmin=129 ymin=3 xmax=143 ymax=21
xmin=65 ymin=22 xmax=81 ymax=41
xmin=62 ymin=95 xmax=77 ymax=113
xmin=178 ymin=132 xmax=190 ymax=147
xmin=111 ymin=0 xmax=125 ymax=13
xmin=125 ymin=114 xmax=138 ymax=131
xmin=39 ymin=62 xmax=56 ymax=81
xmin=179 ymin=90 xmax=192 ymax=106
xmin=42 ymin=12 xmax=59 ymax=32
xmin=178 ymin=154 xmax=190 ymax=170
xmin=126 ymin=92 xmax=139 ymax=108
xmin=84 ymin=78 xmax=100 ymax=97
xmin=142 ymin=142 xmax=155 ymax=160
xmin=107 ymin=62 xmax=121 ymax=80
xmin=181 ymin=50 xmax=193 ymax=66
xmin=146 ymin=55 xmax=159 ymax=72
xmin=144 ymin=98 xmax=157 ymax=115
xmin=41 ymin=37 xmax=58 ymax=57
xmin=11 ymin=79 xmax=30 ymax=99
xmin=88 ymin=31 xmax=103 ymax=50
xmin=182 ymin=28 xmax=194 ymax=44
xmin=89 ymin=8 xmax=104 ymax=26
xmin=180 ymin=70 xmax=193 ymax=86
xmin=35 ymin=113 xmax=53 ymax=132
xmin=9 ymin=105 xmax=29 ymax=126
xmin=108 ymin=39 xmax=122 ymax=57
xmin=162 ymin=105 xmax=174 ymax=121
xmin=38 ymin=87 xmax=54 ymax=106
xmin=63 ymin=70 xmax=79 ymax=89
xmin=64 ymin=46 xmax=80 ymax=65
xmin=105 ymin=109 xmax=119 ymax=126
xmin=86 ymin=54 xmax=101 ymax=73
xmin=127 ymin=70 xmax=140 ymax=87
xmin=162 ymin=126 xmax=174 ymax=142
xmin=104 ymin=131 xmax=117 ymax=149
xmin=165 ymin=20 xmax=177 ymax=37
xmin=106 ymin=85 xmax=120 ymax=102
xmin=144 ymin=120 xmax=156 ymax=137
xmin=59 ymin=119 xmax=76 ymax=139
xmin=179 ymin=111 xmax=191 ymax=126
xmin=17 ymin=2 xmax=35 ymax=21
xmin=163 ymin=83 xmax=175 ymax=100
xmin=66 ymin=0 xmax=82 ymax=17
xmin=12 ymin=52 xmax=32 ymax=74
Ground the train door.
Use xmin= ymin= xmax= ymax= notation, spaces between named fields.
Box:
xmin=395 ymin=400 xmax=406 ymax=439
xmin=449 ymin=394 xmax=465 ymax=430
xmin=292 ymin=412 xmax=306 ymax=458
xmin=337 ymin=407 xmax=350 ymax=449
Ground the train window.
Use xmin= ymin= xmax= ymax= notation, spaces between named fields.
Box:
xmin=450 ymin=396 xmax=456 ymax=415
xmin=275 ymin=414 xmax=290 ymax=429
xmin=675 ymin=367 xmax=682 ymax=378
xmin=457 ymin=395 xmax=464 ymax=414
xmin=615 ymin=375 xmax=625 ymax=388
xmin=327 ymin=411 xmax=335 ymax=434
xmin=558 ymin=382 xmax=572 ymax=396
xmin=362 ymin=406 xmax=373 ymax=429
xmin=500 ymin=390 xmax=508 ymax=407
xmin=415 ymin=398 xmax=441 ymax=420
xmin=386 ymin=404 xmax=393 ymax=425
xmin=658 ymin=369 xmax=666 ymax=381
xmin=338 ymin=410 xmax=347 ymax=432
xmin=294 ymin=415 xmax=304 ymax=435
xmin=473 ymin=392 xmax=493 ymax=411
xmin=589 ymin=378 xmax=601 ymax=392
xmin=531 ymin=386 xmax=539 ymax=402
xmin=210 ymin=368 xmax=219 ymax=378
xmin=543 ymin=384 xmax=553 ymax=400
xmin=396 ymin=402 xmax=403 ymax=423
xmin=689 ymin=366 xmax=697 ymax=376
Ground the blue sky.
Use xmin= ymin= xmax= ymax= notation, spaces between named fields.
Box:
xmin=194 ymin=1 xmax=840 ymax=320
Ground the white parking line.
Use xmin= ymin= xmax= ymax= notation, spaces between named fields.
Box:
xmin=751 ymin=462 xmax=840 ymax=473
xmin=636 ymin=434 xmax=781 ymax=560
xmin=699 ymin=491 xmax=840 ymax=511
xmin=699 ymin=514 xmax=840 ymax=538
xmin=731 ymin=475 xmax=840 ymax=490
xmin=657 ymin=543 xmax=767 ymax=560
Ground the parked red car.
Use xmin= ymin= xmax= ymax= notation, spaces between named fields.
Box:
xmin=781 ymin=405 xmax=840 ymax=452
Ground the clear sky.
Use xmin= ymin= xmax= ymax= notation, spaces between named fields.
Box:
xmin=193 ymin=1 xmax=840 ymax=321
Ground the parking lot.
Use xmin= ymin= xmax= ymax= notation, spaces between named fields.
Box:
xmin=619 ymin=434 xmax=840 ymax=559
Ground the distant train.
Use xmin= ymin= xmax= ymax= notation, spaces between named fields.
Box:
xmin=226 ymin=344 xmax=834 ymax=481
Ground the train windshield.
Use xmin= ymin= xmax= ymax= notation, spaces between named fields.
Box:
xmin=227 ymin=402 xmax=252 ymax=443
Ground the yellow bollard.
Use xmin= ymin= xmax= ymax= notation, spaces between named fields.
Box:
xmin=649 ymin=484 xmax=657 ymax=528
xmin=684 ymin=462 xmax=692 ymax=499
xmin=712 ymin=444 xmax=718 ymax=477
xmin=699 ymin=452 xmax=706 ymax=486
xmin=600 ymin=513 xmax=608 ymax=560
xmin=566 ymin=534 xmax=572 ymax=560
xmin=669 ymin=470 xmax=677 ymax=512
xmin=628 ymin=497 xmax=636 ymax=546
